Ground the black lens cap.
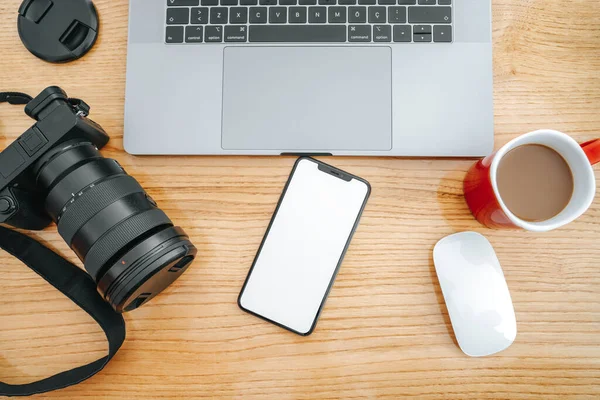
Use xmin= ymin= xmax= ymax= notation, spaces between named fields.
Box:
xmin=18 ymin=0 xmax=99 ymax=63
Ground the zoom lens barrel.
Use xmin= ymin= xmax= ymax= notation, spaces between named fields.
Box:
xmin=32 ymin=140 xmax=196 ymax=312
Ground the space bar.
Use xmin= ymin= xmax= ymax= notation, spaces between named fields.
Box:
xmin=249 ymin=25 xmax=346 ymax=43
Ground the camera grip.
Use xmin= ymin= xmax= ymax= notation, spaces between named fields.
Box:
xmin=0 ymin=187 xmax=51 ymax=230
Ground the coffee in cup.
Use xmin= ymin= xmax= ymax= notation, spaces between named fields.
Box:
xmin=496 ymin=144 xmax=574 ymax=222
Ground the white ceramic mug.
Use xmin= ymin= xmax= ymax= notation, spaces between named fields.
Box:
xmin=464 ymin=130 xmax=600 ymax=232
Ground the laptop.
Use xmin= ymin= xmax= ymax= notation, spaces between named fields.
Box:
xmin=124 ymin=0 xmax=493 ymax=156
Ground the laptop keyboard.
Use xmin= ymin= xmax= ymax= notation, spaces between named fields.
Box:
xmin=165 ymin=0 xmax=453 ymax=44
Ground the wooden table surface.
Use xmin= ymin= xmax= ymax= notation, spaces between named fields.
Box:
xmin=1 ymin=0 xmax=599 ymax=398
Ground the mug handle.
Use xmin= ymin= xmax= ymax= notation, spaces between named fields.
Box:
xmin=581 ymin=139 xmax=600 ymax=165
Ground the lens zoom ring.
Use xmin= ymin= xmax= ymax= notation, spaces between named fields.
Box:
xmin=57 ymin=175 xmax=144 ymax=244
xmin=84 ymin=209 xmax=173 ymax=280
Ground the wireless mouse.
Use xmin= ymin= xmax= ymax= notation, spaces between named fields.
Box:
xmin=433 ymin=232 xmax=517 ymax=357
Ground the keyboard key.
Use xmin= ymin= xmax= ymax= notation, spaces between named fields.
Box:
xmin=309 ymin=6 xmax=327 ymax=23
xmin=338 ymin=0 xmax=356 ymax=4
xmin=348 ymin=6 xmax=366 ymax=23
xmin=270 ymin=7 xmax=287 ymax=22
xmin=373 ymin=24 xmax=391 ymax=42
xmin=378 ymin=0 xmax=395 ymax=4
xmin=418 ymin=0 xmax=435 ymax=4
xmin=368 ymin=7 xmax=385 ymax=23
xmin=439 ymin=0 xmax=451 ymax=4
xmin=205 ymin=25 xmax=223 ymax=42
xmin=393 ymin=24 xmax=411 ymax=41
xmin=249 ymin=25 xmax=346 ymax=42
xmin=202 ymin=0 xmax=218 ymax=5
xmin=280 ymin=0 xmax=297 ymax=4
xmin=185 ymin=25 xmax=203 ymax=42
xmin=319 ymin=0 xmax=336 ymax=4
xmin=299 ymin=0 xmax=317 ymax=4
xmin=433 ymin=25 xmax=452 ymax=42
xmin=289 ymin=7 xmax=308 ymax=23
xmin=167 ymin=8 xmax=189 ymax=24
xmin=398 ymin=0 xmax=415 ymax=3
xmin=388 ymin=6 xmax=406 ymax=23
xmin=165 ymin=26 xmax=184 ymax=43
xmin=240 ymin=0 xmax=257 ymax=4
xmin=358 ymin=0 xmax=375 ymax=4
xmin=222 ymin=0 xmax=238 ymax=4
xmin=328 ymin=7 xmax=346 ymax=23
xmin=210 ymin=8 xmax=228 ymax=23
xmin=225 ymin=25 xmax=247 ymax=42
xmin=408 ymin=6 xmax=451 ymax=23
xmin=167 ymin=0 xmax=199 ymax=5
xmin=348 ymin=25 xmax=371 ymax=42
xmin=414 ymin=32 xmax=431 ymax=42
xmin=191 ymin=7 xmax=209 ymax=24
xmin=230 ymin=7 xmax=248 ymax=23
xmin=260 ymin=0 xmax=277 ymax=4
xmin=249 ymin=7 xmax=268 ymax=23
xmin=413 ymin=24 xmax=431 ymax=34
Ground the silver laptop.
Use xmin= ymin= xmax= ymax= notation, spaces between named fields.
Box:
xmin=124 ymin=0 xmax=493 ymax=156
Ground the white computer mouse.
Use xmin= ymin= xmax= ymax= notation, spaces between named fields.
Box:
xmin=433 ymin=232 xmax=517 ymax=357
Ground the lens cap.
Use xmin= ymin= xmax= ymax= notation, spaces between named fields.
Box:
xmin=18 ymin=0 xmax=99 ymax=63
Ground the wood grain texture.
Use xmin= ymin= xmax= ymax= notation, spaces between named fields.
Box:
xmin=1 ymin=0 xmax=599 ymax=398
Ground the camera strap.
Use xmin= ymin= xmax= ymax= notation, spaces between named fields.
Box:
xmin=0 ymin=226 xmax=126 ymax=397
xmin=0 ymin=92 xmax=32 ymax=105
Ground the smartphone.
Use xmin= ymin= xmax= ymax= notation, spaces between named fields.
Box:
xmin=238 ymin=157 xmax=371 ymax=335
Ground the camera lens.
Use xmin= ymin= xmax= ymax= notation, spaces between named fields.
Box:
xmin=32 ymin=140 xmax=196 ymax=312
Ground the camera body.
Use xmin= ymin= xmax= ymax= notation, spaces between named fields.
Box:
xmin=0 ymin=87 xmax=107 ymax=230
xmin=0 ymin=87 xmax=196 ymax=312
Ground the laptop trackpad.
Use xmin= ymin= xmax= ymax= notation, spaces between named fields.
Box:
xmin=222 ymin=47 xmax=392 ymax=151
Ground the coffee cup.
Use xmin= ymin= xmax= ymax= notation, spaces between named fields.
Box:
xmin=464 ymin=130 xmax=599 ymax=231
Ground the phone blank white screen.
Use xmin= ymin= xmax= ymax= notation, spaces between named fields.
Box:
xmin=239 ymin=159 xmax=369 ymax=334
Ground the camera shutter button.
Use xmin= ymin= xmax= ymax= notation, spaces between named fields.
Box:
xmin=0 ymin=197 xmax=14 ymax=214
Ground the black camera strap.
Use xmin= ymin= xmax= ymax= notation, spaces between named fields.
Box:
xmin=0 ymin=226 xmax=126 ymax=397
xmin=0 ymin=92 xmax=32 ymax=105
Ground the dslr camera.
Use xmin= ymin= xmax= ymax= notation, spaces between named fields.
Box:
xmin=0 ymin=87 xmax=196 ymax=312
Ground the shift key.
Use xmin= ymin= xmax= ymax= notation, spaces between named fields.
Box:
xmin=408 ymin=6 xmax=451 ymax=23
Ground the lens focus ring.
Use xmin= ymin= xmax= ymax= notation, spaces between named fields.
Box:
xmin=44 ymin=158 xmax=124 ymax=218
xmin=57 ymin=175 xmax=145 ymax=245
xmin=84 ymin=208 xmax=173 ymax=280
xmin=35 ymin=143 xmax=101 ymax=189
